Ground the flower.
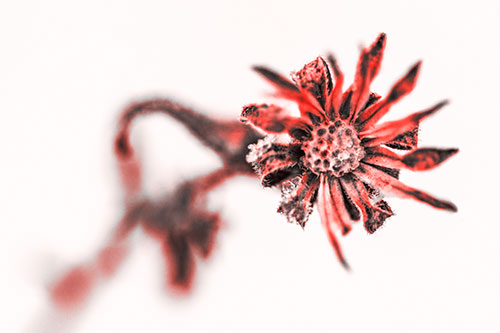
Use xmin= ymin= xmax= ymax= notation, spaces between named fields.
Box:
xmin=240 ymin=33 xmax=458 ymax=269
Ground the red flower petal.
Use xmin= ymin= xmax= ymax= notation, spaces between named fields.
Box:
xmin=317 ymin=175 xmax=350 ymax=269
xmin=291 ymin=56 xmax=332 ymax=116
xmin=356 ymin=61 xmax=421 ymax=130
xmin=240 ymin=103 xmax=290 ymax=133
xmin=401 ymin=148 xmax=459 ymax=171
xmin=364 ymin=146 xmax=458 ymax=171
xmin=329 ymin=177 xmax=359 ymax=235
xmin=326 ymin=53 xmax=344 ymax=119
xmin=349 ymin=33 xmax=386 ymax=123
xmin=341 ymin=177 xmax=393 ymax=234
xmin=253 ymin=65 xmax=325 ymax=122
xmin=363 ymin=146 xmax=403 ymax=167
xmin=252 ymin=65 xmax=300 ymax=95
xmin=354 ymin=163 xmax=457 ymax=212
xmin=384 ymin=125 xmax=419 ymax=150
xmin=360 ymin=100 xmax=448 ymax=147
xmin=240 ymin=103 xmax=312 ymax=136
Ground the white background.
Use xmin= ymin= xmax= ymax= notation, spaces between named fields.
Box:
xmin=1 ymin=0 xmax=499 ymax=332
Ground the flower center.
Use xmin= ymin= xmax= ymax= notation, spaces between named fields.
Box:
xmin=302 ymin=120 xmax=365 ymax=177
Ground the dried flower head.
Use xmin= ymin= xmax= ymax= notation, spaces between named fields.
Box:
xmin=241 ymin=33 xmax=458 ymax=269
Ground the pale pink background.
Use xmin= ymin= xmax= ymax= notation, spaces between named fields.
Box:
xmin=1 ymin=0 xmax=499 ymax=332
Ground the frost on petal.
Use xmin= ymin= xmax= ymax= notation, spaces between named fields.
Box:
xmin=278 ymin=172 xmax=319 ymax=228
xmin=246 ymin=137 xmax=303 ymax=187
xmin=246 ymin=135 xmax=276 ymax=167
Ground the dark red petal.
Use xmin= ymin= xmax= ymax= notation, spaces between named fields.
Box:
xmin=253 ymin=66 xmax=321 ymax=119
xmin=384 ymin=125 xmax=419 ymax=150
xmin=252 ymin=65 xmax=300 ymax=94
xmin=252 ymin=66 xmax=304 ymax=106
xmin=360 ymin=100 xmax=448 ymax=147
xmin=317 ymin=175 xmax=349 ymax=269
xmin=365 ymin=163 xmax=400 ymax=179
xmin=289 ymin=126 xmax=313 ymax=141
xmin=358 ymin=93 xmax=382 ymax=117
xmin=303 ymin=110 xmax=323 ymax=126
xmin=339 ymin=181 xmax=361 ymax=222
xmin=362 ymin=181 xmax=380 ymax=199
xmin=341 ymin=177 xmax=393 ymax=234
xmin=240 ymin=103 xmax=289 ymax=133
xmin=340 ymin=177 xmax=367 ymax=214
xmin=401 ymin=148 xmax=459 ymax=171
xmin=365 ymin=200 xmax=393 ymax=233
xmin=363 ymin=146 xmax=406 ymax=169
xmin=357 ymin=61 xmax=422 ymax=130
xmin=262 ymin=165 xmax=303 ymax=187
xmin=338 ymin=90 xmax=353 ymax=120
xmin=318 ymin=176 xmax=343 ymax=233
xmin=240 ymin=103 xmax=313 ymax=136
xmin=349 ymin=33 xmax=386 ymax=122
xmin=326 ymin=54 xmax=345 ymax=120
xmin=339 ymin=177 xmax=365 ymax=216
xmin=365 ymin=146 xmax=458 ymax=172
xmin=328 ymin=177 xmax=358 ymax=235
xmin=291 ymin=56 xmax=332 ymax=115
xmin=353 ymin=163 xmax=457 ymax=212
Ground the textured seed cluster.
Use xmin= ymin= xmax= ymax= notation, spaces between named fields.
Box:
xmin=302 ymin=120 xmax=364 ymax=177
